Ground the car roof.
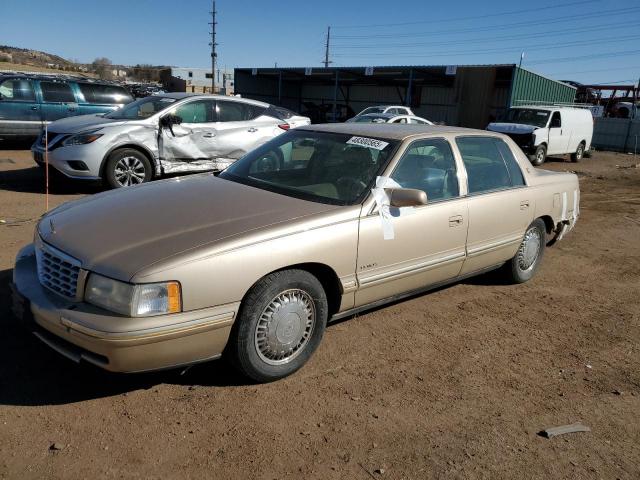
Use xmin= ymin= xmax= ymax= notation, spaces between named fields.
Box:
xmin=156 ymin=92 xmax=269 ymax=107
xmin=298 ymin=123 xmax=482 ymax=140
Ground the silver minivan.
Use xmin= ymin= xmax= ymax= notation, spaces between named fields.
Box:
xmin=31 ymin=93 xmax=310 ymax=188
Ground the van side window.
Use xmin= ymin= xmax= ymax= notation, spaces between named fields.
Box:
xmin=78 ymin=84 xmax=133 ymax=104
xmin=494 ymin=139 xmax=525 ymax=187
xmin=391 ymin=138 xmax=459 ymax=202
xmin=456 ymin=136 xmax=519 ymax=194
xmin=41 ymin=82 xmax=75 ymax=103
xmin=550 ymin=112 xmax=561 ymax=128
xmin=0 ymin=79 xmax=35 ymax=101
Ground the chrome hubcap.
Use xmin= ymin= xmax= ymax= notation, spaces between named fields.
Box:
xmin=114 ymin=156 xmax=146 ymax=186
xmin=254 ymin=289 xmax=315 ymax=365
xmin=537 ymin=150 xmax=544 ymax=162
xmin=576 ymin=146 xmax=583 ymax=159
xmin=517 ymin=227 xmax=541 ymax=271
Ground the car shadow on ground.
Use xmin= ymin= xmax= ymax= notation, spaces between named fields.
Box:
xmin=0 ymin=165 xmax=103 ymax=195
xmin=0 ymin=264 xmax=511 ymax=406
xmin=0 ymin=139 xmax=34 ymax=151
xmin=0 ymin=268 xmax=252 ymax=407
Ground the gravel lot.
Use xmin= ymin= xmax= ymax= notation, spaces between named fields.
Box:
xmin=0 ymin=144 xmax=639 ymax=479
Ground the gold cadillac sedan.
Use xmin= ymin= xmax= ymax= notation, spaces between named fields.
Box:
xmin=11 ymin=124 xmax=579 ymax=382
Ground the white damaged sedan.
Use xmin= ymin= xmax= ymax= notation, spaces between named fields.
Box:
xmin=31 ymin=93 xmax=310 ymax=188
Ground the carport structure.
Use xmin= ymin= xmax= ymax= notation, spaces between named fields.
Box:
xmin=234 ymin=65 xmax=576 ymax=129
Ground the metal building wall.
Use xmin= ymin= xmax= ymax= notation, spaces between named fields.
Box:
xmin=510 ymin=67 xmax=576 ymax=107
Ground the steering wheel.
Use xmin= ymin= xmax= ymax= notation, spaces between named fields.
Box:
xmin=336 ymin=176 xmax=367 ymax=199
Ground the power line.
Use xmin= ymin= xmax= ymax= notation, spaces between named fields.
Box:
xmin=332 ymin=0 xmax=599 ymax=28
xmin=331 ymin=33 xmax=640 ymax=58
xmin=547 ymin=65 xmax=640 ymax=76
xmin=332 ymin=6 xmax=640 ymax=39
xmin=527 ymin=49 xmax=640 ymax=66
xmin=331 ymin=21 xmax=624 ymax=50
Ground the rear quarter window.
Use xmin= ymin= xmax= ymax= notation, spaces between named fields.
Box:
xmin=78 ymin=83 xmax=133 ymax=104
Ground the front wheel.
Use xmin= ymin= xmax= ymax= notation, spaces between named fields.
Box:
xmin=504 ymin=218 xmax=546 ymax=284
xmin=227 ymin=269 xmax=328 ymax=382
xmin=529 ymin=145 xmax=547 ymax=166
xmin=104 ymin=148 xmax=152 ymax=189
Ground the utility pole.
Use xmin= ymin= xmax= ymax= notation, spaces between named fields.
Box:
xmin=324 ymin=26 xmax=331 ymax=68
xmin=209 ymin=0 xmax=217 ymax=93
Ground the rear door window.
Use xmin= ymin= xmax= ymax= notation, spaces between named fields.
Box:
xmin=456 ymin=136 xmax=524 ymax=194
xmin=78 ymin=83 xmax=133 ymax=104
xmin=216 ymin=100 xmax=264 ymax=122
xmin=0 ymin=79 xmax=35 ymax=101
xmin=494 ymin=139 xmax=525 ymax=186
xmin=40 ymin=81 xmax=75 ymax=103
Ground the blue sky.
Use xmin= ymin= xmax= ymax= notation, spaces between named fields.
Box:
xmin=2 ymin=0 xmax=639 ymax=86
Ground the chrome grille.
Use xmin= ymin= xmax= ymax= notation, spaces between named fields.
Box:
xmin=35 ymin=240 xmax=81 ymax=299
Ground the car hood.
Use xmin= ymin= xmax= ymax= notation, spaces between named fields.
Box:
xmin=48 ymin=114 xmax=145 ymax=134
xmin=38 ymin=175 xmax=340 ymax=281
xmin=487 ymin=123 xmax=539 ymax=134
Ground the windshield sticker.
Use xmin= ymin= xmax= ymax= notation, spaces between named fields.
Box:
xmin=346 ymin=136 xmax=389 ymax=150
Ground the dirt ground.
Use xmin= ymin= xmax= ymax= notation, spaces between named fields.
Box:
xmin=0 ymin=143 xmax=638 ymax=480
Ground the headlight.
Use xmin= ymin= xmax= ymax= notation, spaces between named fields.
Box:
xmin=85 ymin=273 xmax=182 ymax=317
xmin=62 ymin=132 xmax=103 ymax=146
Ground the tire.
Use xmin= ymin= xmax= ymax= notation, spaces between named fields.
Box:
xmin=227 ymin=269 xmax=328 ymax=382
xmin=104 ymin=148 xmax=152 ymax=189
xmin=571 ymin=142 xmax=585 ymax=162
xmin=504 ymin=218 xmax=546 ymax=284
xmin=529 ymin=145 xmax=547 ymax=166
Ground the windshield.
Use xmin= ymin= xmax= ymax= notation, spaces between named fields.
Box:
xmin=220 ymin=130 xmax=399 ymax=206
xmin=504 ymin=108 xmax=550 ymax=128
xmin=359 ymin=107 xmax=385 ymax=116
xmin=105 ymin=96 xmax=177 ymax=119
xmin=353 ymin=115 xmax=388 ymax=123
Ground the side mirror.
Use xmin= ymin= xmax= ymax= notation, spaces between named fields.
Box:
xmin=160 ymin=114 xmax=183 ymax=128
xmin=386 ymin=188 xmax=428 ymax=207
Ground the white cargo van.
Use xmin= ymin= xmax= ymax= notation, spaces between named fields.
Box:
xmin=487 ymin=106 xmax=593 ymax=165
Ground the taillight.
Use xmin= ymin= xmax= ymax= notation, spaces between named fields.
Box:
xmin=278 ymin=123 xmax=290 ymax=130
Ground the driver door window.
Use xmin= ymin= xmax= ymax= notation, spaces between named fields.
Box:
xmin=390 ymin=138 xmax=459 ymax=202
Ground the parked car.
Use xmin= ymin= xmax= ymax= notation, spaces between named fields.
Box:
xmin=30 ymin=93 xmax=310 ymax=188
xmin=301 ymin=102 xmax=355 ymax=123
xmin=355 ymin=105 xmax=415 ymax=117
xmin=12 ymin=123 xmax=580 ymax=382
xmin=347 ymin=112 xmax=433 ymax=125
xmin=0 ymin=74 xmax=133 ymax=141
xmin=487 ymin=106 xmax=593 ymax=165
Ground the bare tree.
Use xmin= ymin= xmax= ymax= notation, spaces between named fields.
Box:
xmin=92 ymin=57 xmax=113 ymax=80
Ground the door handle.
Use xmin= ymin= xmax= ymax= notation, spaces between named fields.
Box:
xmin=449 ymin=215 xmax=463 ymax=227
xmin=247 ymin=127 xmax=258 ymax=133
xmin=520 ymin=200 xmax=530 ymax=210
xmin=203 ymin=133 xmax=215 ymax=138
xmin=30 ymin=106 xmax=39 ymax=111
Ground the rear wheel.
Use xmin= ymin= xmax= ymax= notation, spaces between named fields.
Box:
xmin=503 ymin=218 xmax=546 ymax=284
xmin=571 ymin=142 xmax=585 ymax=162
xmin=529 ymin=145 xmax=547 ymax=166
xmin=104 ymin=148 xmax=152 ymax=189
xmin=227 ymin=269 xmax=328 ymax=382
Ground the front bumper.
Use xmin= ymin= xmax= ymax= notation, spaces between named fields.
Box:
xmin=12 ymin=244 xmax=238 ymax=373
xmin=31 ymin=141 xmax=103 ymax=180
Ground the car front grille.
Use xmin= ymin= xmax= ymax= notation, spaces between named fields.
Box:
xmin=35 ymin=240 xmax=81 ymax=299
xmin=505 ymin=132 xmax=534 ymax=148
